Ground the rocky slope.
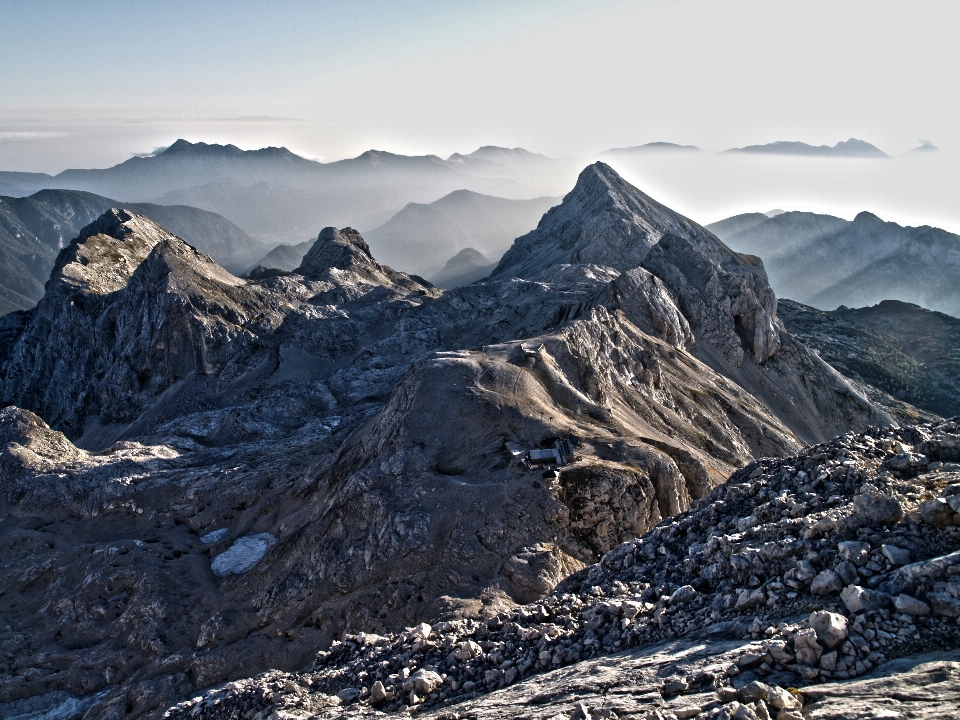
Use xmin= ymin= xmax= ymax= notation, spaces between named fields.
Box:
xmin=0 ymin=189 xmax=268 ymax=313
xmin=0 ymin=164 xmax=891 ymax=718
xmin=779 ymin=299 xmax=960 ymax=421
xmin=161 ymin=417 xmax=960 ymax=720
xmin=709 ymin=210 xmax=960 ymax=318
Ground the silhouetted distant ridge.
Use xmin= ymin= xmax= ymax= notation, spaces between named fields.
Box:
xmin=157 ymin=139 xmax=308 ymax=162
xmin=600 ymin=142 xmax=702 ymax=156
xmin=908 ymin=140 xmax=939 ymax=155
xmin=429 ymin=247 xmax=495 ymax=289
xmin=463 ymin=146 xmax=551 ymax=162
xmin=725 ymin=138 xmax=889 ymax=158
xmin=0 ymin=141 xmax=582 ymax=249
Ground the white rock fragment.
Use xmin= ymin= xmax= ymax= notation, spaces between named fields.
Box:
xmin=837 ymin=540 xmax=870 ymax=566
xmin=840 ymin=584 xmax=886 ymax=614
xmin=210 ymin=533 xmax=277 ymax=577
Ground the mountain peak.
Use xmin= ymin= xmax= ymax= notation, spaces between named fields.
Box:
xmin=491 ymin=162 xmax=784 ymax=365
xmin=157 ymin=139 xmax=244 ymax=157
xmin=853 ymin=210 xmax=883 ymax=225
xmin=154 ymin=140 xmax=304 ymax=161
xmin=49 ymin=209 xmax=184 ymax=296
xmin=600 ymin=142 xmax=702 ymax=156
xmin=490 ymin=162 xmax=706 ymax=280
xmin=297 ymin=227 xmax=376 ymax=278
xmin=463 ymin=146 xmax=549 ymax=163
xmin=162 ymin=139 xmax=195 ymax=154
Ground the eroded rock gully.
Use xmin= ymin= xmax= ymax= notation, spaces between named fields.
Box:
xmin=0 ymin=165 xmax=904 ymax=718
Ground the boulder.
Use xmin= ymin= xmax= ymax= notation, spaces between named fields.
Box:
xmin=893 ymin=594 xmax=930 ymax=616
xmin=837 ymin=540 xmax=870 ymax=567
xmin=928 ymin=592 xmax=960 ymax=618
xmin=811 ymin=570 xmax=843 ymax=595
xmin=919 ymin=498 xmax=955 ymax=528
xmin=808 ymin=611 xmax=849 ymax=649
xmin=852 ymin=487 xmax=904 ymax=524
xmin=881 ymin=545 xmax=911 ymax=566
xmin=841 ymin=585 xmax=888 ymax=614
xmin=669 ymin=585 xmax=698 ymax=606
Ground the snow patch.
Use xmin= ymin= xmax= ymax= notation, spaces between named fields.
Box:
xmin=211 ymin=533 xmax=277 ymax=577
xmin=200 ymin=528 xmax=228 ymax=544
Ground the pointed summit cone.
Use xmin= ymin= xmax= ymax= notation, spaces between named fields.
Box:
xmin=296 ymin=226 xmax=435 ymax=296
xmin=491 ymin=162 xmax=713 ymax=280
xmin=491 ymin=162 xmax=781 ymax=366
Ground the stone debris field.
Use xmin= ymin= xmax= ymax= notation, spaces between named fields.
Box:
xmin=164 ymin=418 xmax=960 ymax=720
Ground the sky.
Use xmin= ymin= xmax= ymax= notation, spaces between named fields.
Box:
xmin=1 ymin=0 xmax=959 ymax=228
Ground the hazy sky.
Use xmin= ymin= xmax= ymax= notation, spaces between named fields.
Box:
xmin=2 ymin=0 xmax=957 ymax=170
xmin=2 ymin=0 xmax=959 ymax=231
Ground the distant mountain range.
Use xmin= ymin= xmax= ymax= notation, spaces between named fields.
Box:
xmin=909 ymin=140 xmax=939 ymax=154
xmin=599 ymin=142 xmax=702 ymax=158
xmin=248 ymin=189 xmax=559 ymax=278
xmin=708 ymin=210 xmax=960 ymax=317
xmin=723 ymin=138 xmax=889 ymax=158
xmin=0 ymin=140 xmax=581 ymax=248
xmin=0 ymin=189 xmax=266 ymax=313
xmin=596 ymin=138 xmax=923 ymax=158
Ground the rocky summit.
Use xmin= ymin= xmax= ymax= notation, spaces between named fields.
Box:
xmin=0 ymin=164 xmax=923 ymax=720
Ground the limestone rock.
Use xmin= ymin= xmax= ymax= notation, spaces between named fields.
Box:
xmin=841 ymin=585 xmax=888 ymax=614
xmin=0 ymin=167 xmax=913 ymax=718
xmin=893 ymin=593 xmax=930 ymax=616
xmin=811 ymin=570 xmax=843 ymax=596
xmin=808 ymin=611 xmax=848 ymax=649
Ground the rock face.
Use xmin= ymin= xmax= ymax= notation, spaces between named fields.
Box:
xmin=0 ymin=189 xmax=268 ymax=313
xmin=162 ymin=418 xmax=960 ymax=720
xmin=779 ymin=298 xmax=960 ymax=421
xmin=0 ymin=164 xmax=894 ymax=718
xmin=1 ymin=209 xmax=276 ymax=439
xmin=494 ymin=162 xmax=777 ymax=366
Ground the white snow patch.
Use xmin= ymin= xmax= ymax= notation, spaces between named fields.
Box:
xmin=200 ymin=528 xmax=228 ymax=544
xmin=211 ymin=533 xmax=277 ymax=577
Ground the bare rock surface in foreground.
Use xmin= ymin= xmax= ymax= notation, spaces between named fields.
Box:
xmin=163 ymin=418 xmax=960 ymax=720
